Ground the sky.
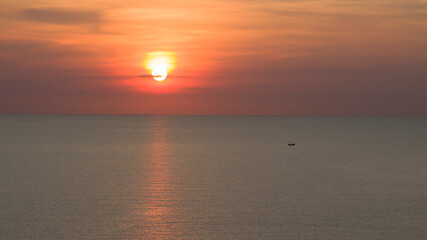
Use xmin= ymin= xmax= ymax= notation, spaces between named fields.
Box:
xmin=0 ymin=0 xmax=426 ymax=115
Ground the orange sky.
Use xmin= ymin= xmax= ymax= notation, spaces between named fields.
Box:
xmin=1 ymin=0 xmax=426 ymax=115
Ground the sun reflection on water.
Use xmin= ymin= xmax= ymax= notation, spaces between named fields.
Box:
xmin=140 ymin=117 xmax=176 ymax=239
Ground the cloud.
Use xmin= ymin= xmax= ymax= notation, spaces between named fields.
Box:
xmin=21 ymin=8 xmax=102 ymax=25
xmin=139 ymin=75 xmax=156 ymax=78
xmin=0 ymin=39 xmax=112 ymax=96
xmin=139 ymin=74 xmax=191 ymax=78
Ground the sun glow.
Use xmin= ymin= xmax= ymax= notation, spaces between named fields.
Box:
xmin=144 ymin=51 xmax=175 ymax=82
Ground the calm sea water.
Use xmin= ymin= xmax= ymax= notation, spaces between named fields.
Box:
xmin=0 ymin=115 xmax=426 ymax=239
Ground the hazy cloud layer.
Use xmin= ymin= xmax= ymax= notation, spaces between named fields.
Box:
xmin=21 ymin=8 xmax=102 ymax=25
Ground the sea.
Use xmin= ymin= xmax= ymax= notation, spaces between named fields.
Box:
xmin=0 ymin=115 xmax=426 ymax=239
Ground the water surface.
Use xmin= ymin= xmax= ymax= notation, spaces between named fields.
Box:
xmin=1 ymin=115 xmax=426 ymax=239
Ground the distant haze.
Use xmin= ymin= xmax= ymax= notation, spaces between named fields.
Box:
xmin=1 ymin=0 xmax=426 ymax=115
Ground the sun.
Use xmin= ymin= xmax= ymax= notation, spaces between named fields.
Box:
xmin=144 ymin=51 xmax=175 ymax=82
xmin=152 ymin=64 xmax=167 ymax=81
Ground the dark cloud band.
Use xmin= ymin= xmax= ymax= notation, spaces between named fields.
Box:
xmin=21 ymin=8 xmax=102 ymax=25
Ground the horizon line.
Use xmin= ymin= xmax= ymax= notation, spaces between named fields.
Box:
xmin=1 ymin=113 xmax=426 ymax=117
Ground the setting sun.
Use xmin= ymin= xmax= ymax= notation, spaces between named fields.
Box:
xmin=152 ymin=64 xmax=167 ymax=81
xmin=144 ymin=51 xmax=175 ymax=82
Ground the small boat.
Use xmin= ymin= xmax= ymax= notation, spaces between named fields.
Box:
xmin=288 ymin=142 xmax=295 ymax=146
